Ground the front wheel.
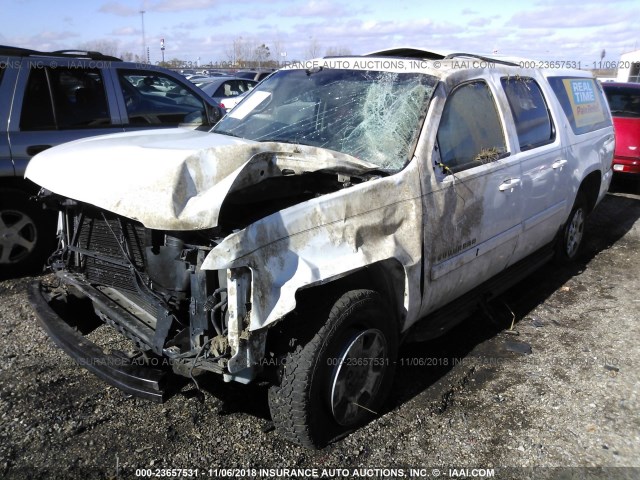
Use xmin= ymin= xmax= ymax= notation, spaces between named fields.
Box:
xmin=268 ymin=289 xmax=398 ymax=448
xmin=555 ymin=192 xmax=587 ymax=263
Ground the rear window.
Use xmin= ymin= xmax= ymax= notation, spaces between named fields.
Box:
xmin=602 ymin=85 xmax=640 ymax=118
xmin=208 ymin=79 xmax=256 ymax=98
xmin=547 ymin=77 xmax=611 ymax=135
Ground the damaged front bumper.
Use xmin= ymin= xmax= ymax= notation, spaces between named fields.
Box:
xmin=28 ymin=279 xmax=170 ymax=402
xmin=29 ymin=264 xmax=268 ymax=402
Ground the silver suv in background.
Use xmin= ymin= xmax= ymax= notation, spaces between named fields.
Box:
xmin=0 ymin=45 xmax=223 ymax=276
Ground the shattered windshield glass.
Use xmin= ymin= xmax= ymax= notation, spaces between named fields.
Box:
xmin=213 ymin=68 xmax=437 ymax=170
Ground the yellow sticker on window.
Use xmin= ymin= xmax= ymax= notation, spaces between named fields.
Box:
xmin=562 ymin=79 xmax=605 ymax=128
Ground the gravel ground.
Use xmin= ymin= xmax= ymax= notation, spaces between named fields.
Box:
xmin=0 ymin=179 xmax=639 ymax=480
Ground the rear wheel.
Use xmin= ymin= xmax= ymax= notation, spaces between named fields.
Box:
xmin=555 ymin=192 xmax=587 ymax=263
xmin=268 ymin=289 xmax=398 ymax=448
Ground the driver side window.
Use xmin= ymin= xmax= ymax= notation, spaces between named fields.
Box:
xmin=436 ymin=81 xmax=507 ymax=174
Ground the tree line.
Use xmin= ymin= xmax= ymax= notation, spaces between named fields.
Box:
xmin=79 ymin=38 xmax=352 ymax=69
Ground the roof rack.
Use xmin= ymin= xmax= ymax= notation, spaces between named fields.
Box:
xmin=443 ymin=53 xmax=518 ymax=67
xmin=51 ymin=49 xmax=121 ymax=61
xmin=365 ymin=47 xmax=446 ymax=60
xmin=364 ymin=47 xmax=520 ymax=67
xmin=0 ymin=45 xmax=121 ymax=61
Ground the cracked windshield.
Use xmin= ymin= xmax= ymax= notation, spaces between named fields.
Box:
xmin=213 ymin=68 xmax=437 ymax=170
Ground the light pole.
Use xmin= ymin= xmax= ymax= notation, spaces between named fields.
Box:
xmin=140 ymin=10 xmax=146 ymax=63
xmin=161 ymin=38 xmax=165 ymax=64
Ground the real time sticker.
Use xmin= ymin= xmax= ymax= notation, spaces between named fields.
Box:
xmin=563 ymin=78 xmax=605 ymax=128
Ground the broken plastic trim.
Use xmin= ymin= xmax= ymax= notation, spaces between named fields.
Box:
xmin=28 ymin=281 xmax=169 ymax=402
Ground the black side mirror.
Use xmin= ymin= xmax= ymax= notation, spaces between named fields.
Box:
xmin=207 ymin=103 xmax=224 ymax=125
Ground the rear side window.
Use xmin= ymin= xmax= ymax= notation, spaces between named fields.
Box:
xmin=20 ymin=66 xmax=111 ymax=131
xmin=547 ymin=77 xmax=611 ymax=135
xmin=436 ymin=81 xmax=507 ymax=174
xmin=213 ymin=80 xmax=256 ymax=97
xmin=603 ymin=85 xmax=640 ymax=118
xmin=501 ymin=77 xmax=554 ymax=151
xmin=20 ymin=68 xmax=55 ymax=130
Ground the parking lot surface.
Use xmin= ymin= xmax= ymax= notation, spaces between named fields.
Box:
xmin=0 ymin=180 xmax=638 ymax=479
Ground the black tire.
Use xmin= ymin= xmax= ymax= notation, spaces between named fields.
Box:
xmin=268 ymin=289 xmax=398 ymax=448
xmin=555 ymin=192 xmax=587 ymax=263
xmin=0 ymin=189 xmax=57 ymax=277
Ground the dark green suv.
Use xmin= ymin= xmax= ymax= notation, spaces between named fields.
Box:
xmin=0 ymin=45 xmax=222 ymax=276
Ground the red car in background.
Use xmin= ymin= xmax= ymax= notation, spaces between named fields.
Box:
xmin=602 ymin=82 xmax=640 ymax=176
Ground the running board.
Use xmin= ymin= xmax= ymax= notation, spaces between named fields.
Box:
xmin=409 ymin=245 xmax=554 ymax=342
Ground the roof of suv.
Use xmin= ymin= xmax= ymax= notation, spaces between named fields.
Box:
xmin=0 ymin=45 xmax=121 ymax=61
xmin=286 ymin=47 xmax=593 ymax=81
xmin=365 ymin=47 xmax=522 ymax=67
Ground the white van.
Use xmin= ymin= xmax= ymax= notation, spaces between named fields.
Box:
xmin=26 ymin=48 xmax=614 ymax=448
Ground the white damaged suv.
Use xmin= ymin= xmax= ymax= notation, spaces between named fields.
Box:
xmin=26 ymin=48 xmax=613 ymax=448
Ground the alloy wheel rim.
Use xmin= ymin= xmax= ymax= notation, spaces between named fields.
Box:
xmin=330 ymin=328 xmax=388 ymax=426
xmin=566 ymin=208 xmax=585 ymax=258
xmin=0 ymin=210 xmax=37 ymax=264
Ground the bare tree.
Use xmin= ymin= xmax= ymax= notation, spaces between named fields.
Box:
xmin=270 ymin=32 xmax=286 ymax=67
xmin=305 ymin=37 xmax=321 ymax=60
xmin=160 ymin=57 xmax=185 ymax=68
xmin=224 ymin=38 xmax=240 ymax=66
xmin=224 ymin=37 xmax=254 ymax=67
xmin=244 ymin=39 xmax=258 ymax=67
xmin=78 ymin=39 xmax=120 ymax=57
xmin=224 ymin=37 xmax=286 ymax=68
xmin=119 ymin=51 xmax=135 ymax=62
xmin=254 ymin=44 xmax=270 ymax=68
xmin=325 ymin=46 xmax=352 ymax=57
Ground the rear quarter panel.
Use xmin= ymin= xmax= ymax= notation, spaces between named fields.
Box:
xmin=543 ymin=73 xmax=614 ymax=211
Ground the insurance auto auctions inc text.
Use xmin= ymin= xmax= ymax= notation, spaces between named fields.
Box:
xmin=201 ymin=467 xmax=495 ymax=478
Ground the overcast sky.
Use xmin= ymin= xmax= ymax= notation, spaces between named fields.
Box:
xmin=3 ymin=0 xmax=640 ymax=67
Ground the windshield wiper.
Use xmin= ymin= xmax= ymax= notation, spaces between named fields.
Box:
xmin=257 ymin=137 xmax=294 ymax=143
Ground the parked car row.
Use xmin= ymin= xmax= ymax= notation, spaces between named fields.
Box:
xmin=192 ymin=77 xmax=258 ymax=111
xmin=181 ymin=70 xmax=273 ymax=82
xmin=179 ymin=70 xmax=270 ymax=113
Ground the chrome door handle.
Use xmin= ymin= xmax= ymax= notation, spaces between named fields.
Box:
xmin=499 ymin=178 xmax=521 ymax=192
xmin=552 ymin=159 xmax=568 ymax=169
